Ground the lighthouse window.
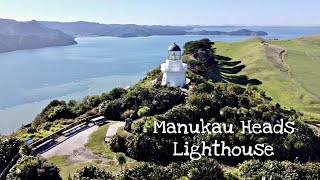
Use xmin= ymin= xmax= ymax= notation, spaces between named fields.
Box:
xmin=169 ymin=51 xmax=181 ymax=60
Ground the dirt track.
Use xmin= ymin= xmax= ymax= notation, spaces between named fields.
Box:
xmin=264 ymin=43 xmax=288 ymax=72
xmin=41 ymin=124 xmax=108 ymax=163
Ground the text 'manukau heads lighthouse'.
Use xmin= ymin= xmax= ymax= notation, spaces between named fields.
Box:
xmin=161 ymin=43 xmax=188 ymax=87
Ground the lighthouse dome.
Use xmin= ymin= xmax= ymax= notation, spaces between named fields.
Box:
xmin=168 ymin=42 xmax=181 ymax=51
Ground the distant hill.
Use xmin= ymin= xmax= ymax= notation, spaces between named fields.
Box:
xmin=214 ymin=34 xmax=320 ymax=122
xmin=0 ymin=19 xmax=77 ymax=53
xmin=40 ymin=21 xmax=189 ymax=37
xmin=0 ymin=18 xmax=268 ymax=53
xmin=187 ymin=29 xmax=268 ymax=36
xmin=40 ymin=21 xmax=268 ymax=37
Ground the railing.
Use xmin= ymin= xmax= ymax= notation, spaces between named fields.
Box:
xmin=0 ymin=114 xmax=101 ymax=180
xmin=0 ymin=153 xmax=20 ymax=180
xmin=30 ymin=114 xmax=101 ymax=149
xmin=0 ymin=114 xmax=102 ymax=179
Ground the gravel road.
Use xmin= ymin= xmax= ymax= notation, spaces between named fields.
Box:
xmin=41 ymin=124 xmax=108 ymax=163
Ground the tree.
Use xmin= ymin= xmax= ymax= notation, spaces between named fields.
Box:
xmin=83 ymin=96 xmax=101 ymax=108
xmin=6 ymin=156 xmax=62 ymax=180
xmin=101 ymin=88 xmax=127 ymax=102
xmin=115 ymin=153 xmax=127 ymax=172
xmin=72 ymin=166 xmax=114 ymax=180
xmin=183 ymin=38 xmax=215 ymax=65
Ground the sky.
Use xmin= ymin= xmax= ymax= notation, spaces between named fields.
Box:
xmin=0 ymin=0 xmax=320 ymax=26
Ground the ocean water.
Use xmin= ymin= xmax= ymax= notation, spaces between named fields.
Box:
xmin=0 ymin=27 xmax=320 ymax=134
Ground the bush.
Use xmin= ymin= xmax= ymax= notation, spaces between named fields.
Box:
xmin=163 ymin=162 xmax=188 ymax=180
xmin=7 ymin=156 xmax=61 ymax=180
xmin=0 ymin=138 xmax=22 ymax=172
xmin=84 ymin=96 xmax=101 ymax=107
xmin=239 ymin=160 xmax=320 ymax=180
xmin=119 ymin=164 xmax=160 ymax=180
xmin=19 ymin=143 xmax=33 ymax=156
xmin=120 ymin=163 xmax=188 ymax=180
xmin=119 ymin=163 xmax=185 ymax=180
xmin=99 ymin=86 xmax=182 ymax=120
xmin=109 ymin=134 xmax=126 ymax=152
xmin=122 ymin=109 xmax=135 ymax=119
xmin=32 ymin=100 xmax=77 ymax=128
xmin=187 ymin=158 xmax=224 ymax=180
xmin=101 ymin=88 xmax=127 ymax=102
xmin=137 ymin=106 xmax=151 ymax=117
xmin=99 ymin=98 xmax=127 ymax=120
xmin=72 ymin=166 xmax=114 ymax=180
xmin=132 ymin=121 xmax=145 ymax=134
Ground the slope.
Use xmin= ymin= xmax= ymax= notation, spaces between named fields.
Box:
xmin=214 ymin=35 xmax=320 ymax=122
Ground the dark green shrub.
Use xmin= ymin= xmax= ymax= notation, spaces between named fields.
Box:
xmin=0 ymin=138 xmax=22 ymax=172
xmin=72 ymin=166 xmax=114 ymax=180
xmin=239 ymin=160 xmax=320 ymax=180
xmin=187 ymin=158 xmax=224 ymax=180
xmin=109 ymin=134 xmax=126 ymax=152
xmin=7 ymin=156 xmax=61 ymax=180
xmin=119 ymin=163 xmax=185 ymax=180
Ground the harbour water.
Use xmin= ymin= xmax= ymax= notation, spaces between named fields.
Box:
xmin=1 ymin=26 xmax=320 ymax=134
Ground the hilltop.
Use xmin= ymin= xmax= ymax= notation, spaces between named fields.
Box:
xmin=0 ymin=19 xmax=77 ymax=53
xmin=214 ymin=34 xmax=320 ymax=122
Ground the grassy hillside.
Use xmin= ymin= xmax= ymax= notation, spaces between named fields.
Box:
xmin=215 ymin=35 xmax=320 ymax=122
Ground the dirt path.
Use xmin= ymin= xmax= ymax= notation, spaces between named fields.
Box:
xmin=41 ymin=118 xmax=143 ymax=163
xmin=41 ymin=124 xmax=108 ymax=163
xmin=105 ymin=122 xmax=125 ymax=139
xmin=105 ymin=118 xmax=143 ymax=141
xmin=264 ymin=43 xmax=288 ymax=72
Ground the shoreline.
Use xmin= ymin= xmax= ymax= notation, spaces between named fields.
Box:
xmin=1 ymin=32 xmax=320 ymax=135
xmin=0 ymin=75 xmax=143 ymax=135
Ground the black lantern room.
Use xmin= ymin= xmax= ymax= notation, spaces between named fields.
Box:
xmin=168 ymin=42 xmax=181 ymax=60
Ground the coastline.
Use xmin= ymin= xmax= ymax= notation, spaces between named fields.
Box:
xmin=1 ymin=30 xmax=320 ymax=135
xmin=0 ymin=75 xmax=143 ymax=135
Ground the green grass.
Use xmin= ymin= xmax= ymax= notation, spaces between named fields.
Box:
xmin=49 ymin=155 xmax=136 ymax=180
xmin=214 ymin=35 xmax=320 ymax=122
xmin=84 ymin=121 xmax=117 ymax=159
xmin=116 ymin=127 xmax=133 ymax=138
xmin=85 ymin=121 xmax=137 ymax=162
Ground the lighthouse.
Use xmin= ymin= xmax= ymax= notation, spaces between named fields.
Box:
xmin=161 ymin=43 xmax=188 ymax=87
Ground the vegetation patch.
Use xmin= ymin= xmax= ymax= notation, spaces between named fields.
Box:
xmin=4 ymin=37 xmax=320 ymax=179
xmin=85 ymin=122 xmax=117 ymax=159
xmin=215 ymin=36 xmax=320 ymax=121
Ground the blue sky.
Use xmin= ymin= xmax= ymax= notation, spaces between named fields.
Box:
xmin=1 ymin=0 xmax=319 ymax=26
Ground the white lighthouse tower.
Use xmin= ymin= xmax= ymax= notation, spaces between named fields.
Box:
xmin=161 ymin=43 xmax=188 ymax=87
